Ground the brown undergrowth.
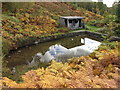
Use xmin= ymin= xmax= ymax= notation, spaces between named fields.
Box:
xmin=1 ymin=43 xmax=120 ymax=88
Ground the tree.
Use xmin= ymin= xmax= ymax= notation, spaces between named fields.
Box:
xmin=116 ymin=1 xmax=120 ymax=23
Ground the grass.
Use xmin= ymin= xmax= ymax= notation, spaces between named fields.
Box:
xmin=85 ymin=24 xmax=103 ymax=32
xmin=66 ymin=24 xmax=103 ymax=33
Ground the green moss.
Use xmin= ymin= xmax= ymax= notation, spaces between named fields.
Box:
xmin=2 ymin=38 xmax=12 ymax=55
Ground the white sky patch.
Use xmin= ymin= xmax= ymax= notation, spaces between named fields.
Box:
xmin=92 ymin=0 xmax=118 ymax=7
xmin=1 ymin=0 xmax=119 ymax=7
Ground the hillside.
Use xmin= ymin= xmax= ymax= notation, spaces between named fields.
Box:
xmin=2 ymin=2 xmax=104 ymax=55
xmin=35 ymin=2 xmax=104 ymax=22
xmin=1 ymin=2 xmax=120 ymax=88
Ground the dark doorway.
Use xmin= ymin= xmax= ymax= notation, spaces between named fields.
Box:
xmin=79 ymin=19 xmax=81 ymax=27
xmin=65 ymin=19 xmax=67 ymax=27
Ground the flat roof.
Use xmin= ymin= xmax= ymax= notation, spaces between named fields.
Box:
xmin=60 ymin=16 xmax=85 ymax=19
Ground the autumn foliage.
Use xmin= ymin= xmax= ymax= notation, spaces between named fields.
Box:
xmin=1 ymin=46 xmax=120 ymax=88
xmin=1 ymin=2 xmax=120 ymax=88
xmin=2 ymin=2 xmax=105 ymax=54
xmin=2 ymin=13 xmax=57 ymax=51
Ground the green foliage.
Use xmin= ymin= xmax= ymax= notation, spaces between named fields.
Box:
xmin=99 ymin=22 xmax=120 ymax=37
xmin=94 ymin=14 xmax=120 ymax=37
xmin=104 ymin=15 xmax=117 ymax=23
xmin=86 ymin=24 xmax=103 ymax=32
xmin=97 ymin=2 xmax=107 ymax=15
xmin=114 ymin=28 xmax=120 ymax=37
xmin=70 ymin=2 xmax=108 ymax=15
xmin=2 ymin=38 xmax=12 ymax=55
xmin=116 ymin=1 xmax=120 ymax=23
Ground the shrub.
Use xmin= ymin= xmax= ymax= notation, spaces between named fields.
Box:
xmin=2 ymin=13 xmax=58 ymax=52
xmin=2 ymin=38 xmax=12 ymax=55
xmin=1 ymin=43 xmax=120 ymax=88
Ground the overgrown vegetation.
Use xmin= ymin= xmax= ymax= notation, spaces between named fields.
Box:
xmin=1 ymin=42 xmax=120 ymax=88
xmin=2 ymin=2 xmax=105 ymax=55
xmin=1 ymin=2 xmax=120 ymax=88
xmin=70 ymin=1 xmax=120 ymax=37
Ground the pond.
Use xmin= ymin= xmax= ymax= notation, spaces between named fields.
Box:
xmin=3 ymin=35 xmax=101 ymax=82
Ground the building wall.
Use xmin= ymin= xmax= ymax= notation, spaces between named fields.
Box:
xmin=59 ymin=17 xmax=85 ymax=29
xmin=59 ymin=17 xmax=66 ymax=27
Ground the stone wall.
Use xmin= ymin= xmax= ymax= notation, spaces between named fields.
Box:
xmin=15 ymin=30 xmax=120 ymax=50
xmin=33 ymin=30 xmax=120 ymax=45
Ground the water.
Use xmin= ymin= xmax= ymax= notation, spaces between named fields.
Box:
xmin=35 ymin=38 xmax=101 ymax=63
xmin=4 ymin=35 xmax=86 ymax=67
xmin=3 ymin=35 xmax=101 ymax=82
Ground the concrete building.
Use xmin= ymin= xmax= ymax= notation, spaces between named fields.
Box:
xmin=59 ymin=16 xmax=85 ymax=29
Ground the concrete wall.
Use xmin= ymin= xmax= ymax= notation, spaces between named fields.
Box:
xmin=33 ymin=31 xmax=120 ymax=44
xmin=59 ymin=18 xmax=82 ymax=29
xmin=14 ymin=31 xmax=120 ymax=51
xmin=59 ymin=17 xmax=66 ymax=27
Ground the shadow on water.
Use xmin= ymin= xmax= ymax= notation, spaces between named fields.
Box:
xmin=3 ymin=35 xmax=101 ymax=82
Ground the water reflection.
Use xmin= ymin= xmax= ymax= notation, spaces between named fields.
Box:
xmin=5 ymin=35 xmax=85 ymax=67
xmin=30 ymin=38 xmax=101 ymax=64
xmin=4 ymin=36 xmax=101 ymax=68
xmin=3 ymin=36 xmax=101 ymax=82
